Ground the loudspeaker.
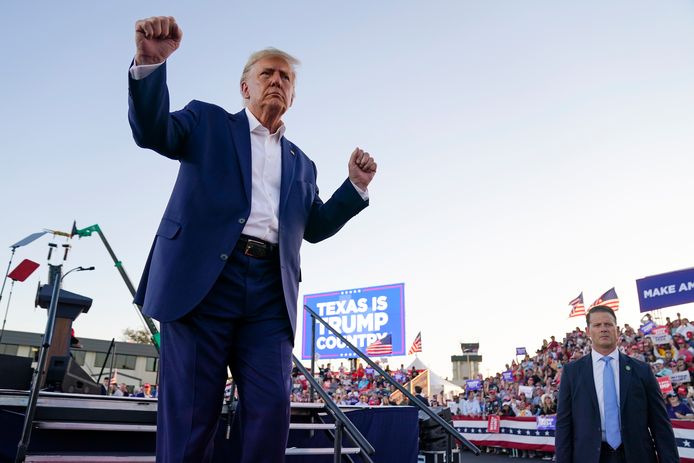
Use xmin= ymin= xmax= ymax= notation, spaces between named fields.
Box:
xmin=0 ymin=353 xmax=33 ymax=389
xmin=419 ymin=407 xmax=454 ymax=451
xmin=46 ymin=355 xmax=99 ymax=394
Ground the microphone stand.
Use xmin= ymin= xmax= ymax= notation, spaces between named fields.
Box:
xmin=14 ymin=265 xmax=93 ymax=463
xmin=15 ymin=263 xmax=62 ymax=463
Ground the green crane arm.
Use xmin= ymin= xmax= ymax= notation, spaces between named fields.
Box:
xmin=72 ymin=223 xmax=160 ymax=351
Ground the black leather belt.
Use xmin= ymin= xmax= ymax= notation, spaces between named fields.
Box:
xmin=235 ymin=235 xmax=279 ymax=259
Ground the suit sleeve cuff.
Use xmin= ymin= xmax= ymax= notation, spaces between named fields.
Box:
xmin=350 ymin=180 xmax=369 ymax=201
xmin=129 ymin=60 xmax=165 ymax=80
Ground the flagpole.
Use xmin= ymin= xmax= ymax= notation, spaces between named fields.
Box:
xmin=0 ymin=247 xmax=17 ymax=324
xmin=0 ymin=279 xmax=16 ymax=344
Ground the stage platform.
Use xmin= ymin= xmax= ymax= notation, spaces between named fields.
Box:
xmin=0 ymin=389 xmax=419 ymax=463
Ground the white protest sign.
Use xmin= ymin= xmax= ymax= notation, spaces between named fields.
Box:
xmin=669 ymin=371 xmax=691 ymax=384
xmin=650 ymin=333 xmax=672 ymax=345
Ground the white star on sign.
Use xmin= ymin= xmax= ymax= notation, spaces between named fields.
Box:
xmin=526 ymin=430 xmax=531 ymax=435
xmin=545 ymin=431 xmax=550 ymax=436
xmin=535 ymin=431 xmax=540 ymax=436
xmin=684 ymin=440 xmax=691 ymax=447
xmin=517 ymin=430 xmax=522 ymax=435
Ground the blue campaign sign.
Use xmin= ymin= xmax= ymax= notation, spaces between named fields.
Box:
xmin=640 ymin=320 xmax=656 ymax=335
xmin=536 ymin=415 xmax=556 ymax=430
xmin=465 ymin=380 xmax=481 ymax=391
xmin=301 ymin=283 xmax=405 ymax=360
xmin=636 ymin=268 xmax=694 ymax=312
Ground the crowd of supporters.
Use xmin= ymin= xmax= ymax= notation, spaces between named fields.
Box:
xmin=302 ymin=314 xmax=694 ymax=414
xmin=289 ymin=361 xmax=422 ymax=405
xmin=465 ymin=313 xmax=694 ymax=421
xmin=295 ymin=313 xmax=694 ymax=459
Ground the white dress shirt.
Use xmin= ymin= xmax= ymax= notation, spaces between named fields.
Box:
xmin=242 ymin=107 xmax=283 ymax=242
xmin=591 ymin=348 xmax=620 ymax=441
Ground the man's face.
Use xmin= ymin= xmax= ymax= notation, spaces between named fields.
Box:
xmin=241 ymin=56 xmax=294 ymax=120
xmin=586 ymin=311 xmax=618 ymax=353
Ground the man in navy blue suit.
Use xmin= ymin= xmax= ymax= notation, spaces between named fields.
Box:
xmin=128 ymin=16 xmax=377 ymax=463
xmin=555 ymin=305 xmax=678 ymax=463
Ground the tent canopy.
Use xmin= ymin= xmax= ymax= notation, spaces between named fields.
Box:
xmin=406 ymin=357 xmax=464 ymax=397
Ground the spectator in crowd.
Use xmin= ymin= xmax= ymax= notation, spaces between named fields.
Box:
xmin=112 ymin=383 xmax=124 ymax=397
xmin=460 ymin=391 xmax=481 ymax=416
xmin=666 ymin=392 xmax=694 ymax=420
xmin=99 ymin=377 xmax=110 ymax=396
xmin=485 ymin=389 xmax=502 ymax=416
xmin=500 ymin=401 xmax=515 ymax=417
xmin=538 ymin=394 xmax=556 ymax=415
xmin=654 ymin=358 xmax=673 ymax=377
xmin=135 ymin=383 xmax=153 ymax=398
xmin=410 ymin=385 xmax=429 ymax=407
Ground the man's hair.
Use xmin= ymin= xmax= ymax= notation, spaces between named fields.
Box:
xmin=586 ymin=305 xmax=617 ymax=326
xmin=239 ymin=47 xmax=300 ymax=105
xmin=414 ymin=385 xmax=423 ymax=394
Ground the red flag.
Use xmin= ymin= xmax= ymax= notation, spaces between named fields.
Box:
xmin=8 ymin=259 xmax=40 ymax=282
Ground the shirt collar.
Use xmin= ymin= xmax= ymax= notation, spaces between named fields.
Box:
xmin=591 ymin=348 xmax=619 ymax=364
xmin=244 ymin=107 xmax=286 ymax=138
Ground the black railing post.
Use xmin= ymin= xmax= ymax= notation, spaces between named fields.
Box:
xmin=333 ymin=421 xmax=343 ymax=463
xmin=310 ymin=313 xmax=317 ymax=401
xmin=446 ymin=434 xmax=452 ymax=462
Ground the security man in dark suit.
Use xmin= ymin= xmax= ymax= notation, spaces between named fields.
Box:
xmin=556 ymin=305 xmax=678 ymax=463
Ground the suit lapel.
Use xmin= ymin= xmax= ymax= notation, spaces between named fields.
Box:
xmin=229 ymin=110 xmax=252 ymax=203
xmin=618 ymin=353 xmax=631 ymax=412
xmin=279 ymin=137 xmax=297 ymax=219
xmin=581 ymin=354 xmax=600 ymax=414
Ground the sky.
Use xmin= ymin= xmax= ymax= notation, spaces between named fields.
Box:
xmin=2 ymin=1 xmax=694 ymax=379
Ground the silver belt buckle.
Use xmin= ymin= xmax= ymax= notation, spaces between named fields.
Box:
xmin=244 ymin=239 xmax=265 ymax=257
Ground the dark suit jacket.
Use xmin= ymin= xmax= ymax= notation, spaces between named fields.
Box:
xmin=555 ymin=352 xmax=678 ymax=463
xmin=409 ymin=394 xmax=430 ymax=407
xmin=128 ymin=63 xmax=368 ymax=333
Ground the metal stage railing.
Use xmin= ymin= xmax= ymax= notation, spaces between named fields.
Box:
xmin=292 ymin=355 xmax=375 ymax=463
xmin=304 ymin=304 xmax=481 ymax=462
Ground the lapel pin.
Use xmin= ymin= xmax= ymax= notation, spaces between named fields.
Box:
xmin=290 ymin=149 xmax=295 ymax=156
xmin=625 ymin=365 xmax=631 ymax=371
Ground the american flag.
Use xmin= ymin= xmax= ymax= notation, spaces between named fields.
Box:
xmin=366 ymin=334 xmax=393 ymax=356
xmin=589 ymin=287 xmax=619 ymax=311
xmin=408 ymin=332 xmax=422 ymax=355
xmin=568 ymin=292 xmax=586 ymax=318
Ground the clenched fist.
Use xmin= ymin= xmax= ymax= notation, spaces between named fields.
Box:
xmin=135 ymin=16 xmax=183 ymax=66
xmin=348 ymin=147 xmax=377 ymax=191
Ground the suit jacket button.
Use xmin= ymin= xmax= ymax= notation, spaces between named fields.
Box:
xmin=220 ymin=254 xmax=228 ymax=261
xmin=238 ymin=218 xmax=246 ymax=224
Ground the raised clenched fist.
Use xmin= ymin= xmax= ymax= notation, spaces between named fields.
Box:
xmin=135 ymin=16 xmax=183 ymax=66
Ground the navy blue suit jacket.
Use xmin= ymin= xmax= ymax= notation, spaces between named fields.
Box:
xmin=555 ymin=352 xmax=678 ymax=463
xmin=128 ymin=63 xmax=368 ymax=334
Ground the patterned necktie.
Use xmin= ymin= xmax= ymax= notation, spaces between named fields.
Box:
xmin=602 ymin=356 xmax=622 ymax=449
